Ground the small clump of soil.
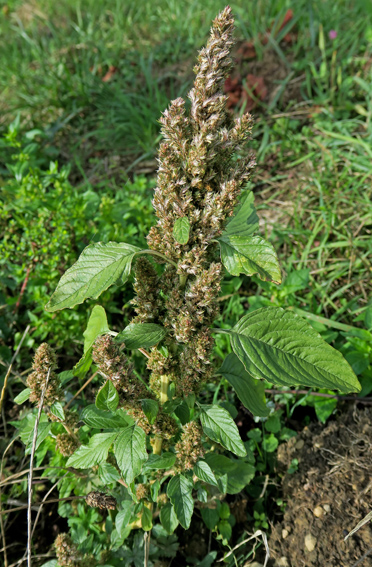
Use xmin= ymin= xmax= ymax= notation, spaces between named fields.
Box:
xmin=269 ymin=404 xmax=372 ymax=567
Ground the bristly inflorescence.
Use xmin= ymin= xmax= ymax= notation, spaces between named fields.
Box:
xmin=142 ymin=6 xmax=255 ymax=405
xmin=27 ymin=343 xmax=61 ymax=406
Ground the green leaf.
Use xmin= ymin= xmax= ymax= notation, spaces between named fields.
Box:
xmin=141 ymin=506 xmax=153 ymax=531
xmin=73 ymin=351 xmax=92 ymax=378
xmin=150 ymin=480 xmax=160 ymax=502
xmin=114 ymin=425 xmax=148 ymax=484
xmin=217 ymin=474 xmax=228 ymax=494
xmin=98 ymin=462 xmax=120 ymax=484
xmin=199 ymin=405 xmax=246 ymax=457
xmin=115 ymin=501 xmax=133 ymax=537
xmin=224 ymin=192 xmax=259 ymax=237
xmin=82 ymin=405 xmax=131 ymax=429
xmin=218 ymin=352 xmax=269 ymax=417
xmin=14 ymin=388 xmax=31 ymax=404
xmin=66 ymin=432 xmax=117 ymax=469
xmin=142 ymin=452 xmax=176 ymax=471
xmin=229 ymin=307 xmax=361 ymax=393
xmin=218 ymin=519 xmax=232 ymax=541
xmin=25 ymin=422 xmax=51 ymax=455
xmin=49 ymin=402 xmax=65 ymax=421
xmin=83 ymin=305 xmax=110 ymax=353
xmin=262 ymin=434 xmax=279 ymax=453
xmin=96 ymin=380 xmax=119 ymax=412
xmin=141 ymin=399 xmax=159 ymax=425
xmin=167 ymin=474 xmax=194 ymax=529
xmin=174 ymin=401 xmax=190 ymax=425
xmin=116 ymin=323 xmax=167 ymax=349
xmin=204 ymin=453 xmax=255 ymax=494
xmin=160 ymin=503 xmax=179 ymax=534
xmin=173 ymin=217 xmax=190 ymax=244
xmin=201 ymin=507 xmax=219 ymax=530
xmin=193 ymin=461 xmax=218 ymax=487
xmin=46 ymin=241 xmax=140 ymax=311
xmin=218 ymin=234 xmax=281 ymax=283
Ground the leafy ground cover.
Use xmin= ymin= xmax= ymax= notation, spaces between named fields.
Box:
xmin=1 ymin=1 xmax=372 ymax=566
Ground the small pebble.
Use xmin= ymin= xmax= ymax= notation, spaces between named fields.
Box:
xmin=282 ymin=528 xmax=289 ymax=539
xmin=276 ymin=557 xmax=290 ymax=567
xmin=305 ymin=533 xmax=317 ymax=552
xmin=323 ymin=504 xmax=331 ymax=513
xmin=295 ymin=439 xmax=304 ymax=450
xmin=248 ymin=563 xmax=264 ymax=567
xmin=313 ymin=506 xmax=323 ymax=518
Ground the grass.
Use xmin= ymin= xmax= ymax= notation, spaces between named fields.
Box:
xmin=0 ymin=0 xmax=371 ymax=329
xmin=1 ymin=3 xmax=372 ymax=565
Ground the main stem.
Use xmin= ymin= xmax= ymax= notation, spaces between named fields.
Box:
xmin=153 ymin=374 xmax=170 ymax=455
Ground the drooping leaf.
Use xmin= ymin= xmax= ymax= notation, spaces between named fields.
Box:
xmin=49 ymin=402 xmax=65 ymax=421
xmin=142 ymin=452 xmax=176 ymax=471
xmin=25 ymin=422 xmax=51 ymax=455
xmin=229 ymin=307 xmax=361 ymax=393
xmin=204 ymin=453 xmax=255 ymax=494
xmin=98 ymin=462 xmax=120 ymax=484
xmin=199 ymin=405 xmax=246 ymax=457
xmin=115 ymin=501 xmax=133 ymax=537
xmin=173 ymin=217 xmax=190 ymax=244
xmin=96 ymin=380 xmax=119 ymax=412
xmin=193 ymin=460 xmax=218 ymax=487
xmin=82 ymin=405 xmax=132 ymax=429
xmin=46 ymin=241 xmax=140 ymax=311
xmin=224 ymin=191 xmax=259 ymax=237
xmin=201 ymin=507 xmax=220 ymax=530
xmin=66 ymin=432 xmax=117 ymax=469
xmin=218 ymin=352 xmax=269 ymax=417
xmin=141 ymin=506 xmax=153 ymax=531
xmin=83 ymin=305 xmax=110 ymax=353
xmin=173 ymin=401 xmax=190 ymax=425
xmin=72 ymin=351 xmax=92 ymax=378
xmin=218 ymin=234 xmax=281 ymax=283
xmin=14 ymin=388 xmax=31 ymax=404
xmin=116 ymin=323 xmax=167 ymax=349
xmin=114 ymin=425 xmax=148 ymax=484
xmin=167 ymin=474 xmax=194 ymax=529
xmin=160 ymin=503 xmax=179 ymax=534
xmin=141 ymin=399 xmax=159 ymax=425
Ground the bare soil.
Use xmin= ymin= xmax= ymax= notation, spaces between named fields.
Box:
xmin=268 ymin=404 xmax=372 ymax=567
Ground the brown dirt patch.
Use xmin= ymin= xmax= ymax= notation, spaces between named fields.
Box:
xmin=268 ymin=405 xmax=372 ymax=567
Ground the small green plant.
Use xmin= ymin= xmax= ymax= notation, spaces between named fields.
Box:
xmin=17 ymin=7 xmax=361 ymax=565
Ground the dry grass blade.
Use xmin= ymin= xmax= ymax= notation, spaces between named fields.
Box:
xmin=344 ymin=511 xmax=372 ymax=542
xmin=217 ymin=529 xmax=270 ymax=566
xmin=27 ymin=367 xmax=51 ymax=567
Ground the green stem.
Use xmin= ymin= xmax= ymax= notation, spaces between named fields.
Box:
xmin=153 ymin=374 xmax=170 ymax=456
xmin=179 ymin=274 xmax=187 ymax=289
xmin=139 ymin=249 xmax=178 ymax=269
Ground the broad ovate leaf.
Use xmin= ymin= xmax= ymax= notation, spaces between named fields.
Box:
xmin=193 ymin=460 xmax=218 ymax=487
xmin=199 ymin=405 xmax=246 ymax=457
xmin=114 ymin=425 xmax=148 ymax=484
xmin=82 ymin=405 xmax=131 ymax=429
xmin=218 ymin=234 xmax=281 ymax=284
xmin=46 ymin=241 xmax=140 ymax=311
xmin=229 ymin=307 xmax=361 ymax=393
xmin=116 ymin=323 xmax=167 ymax=349
xmin=83 ymin=305 xmax=110 ymax=353
xmin=173 ymin=217 xmax=190 ymax=244
xmin=66 ymin=432 xmax=117 ymax=469
xmin=95 ymin=380 xmax=119 ymax=412
xmin=224 ymin=191 xmax=259 ymax=237
xmin=218 ymin=352 xmax=269 ymax=417
xmin=167 ymin=474 xmax=194 ymax=529
xmin=14 ymin=388 xmax=31 ymax=405
xmin=160 ymin=502 xmax=179 ymax=534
